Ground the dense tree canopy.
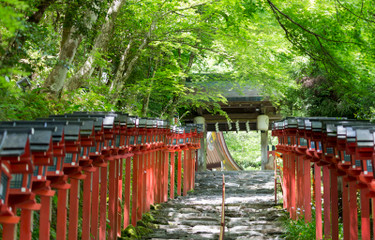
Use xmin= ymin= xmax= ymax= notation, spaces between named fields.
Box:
xmin=1 ymin=0 xmax=374 ymax=121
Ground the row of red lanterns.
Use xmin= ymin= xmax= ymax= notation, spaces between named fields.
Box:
xmin=0 ymin=112 xmax=203 ymax=240
xmin=272 ymin=117 xmax=375 ymax=240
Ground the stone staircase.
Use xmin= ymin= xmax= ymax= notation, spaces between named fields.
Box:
xmin=143 ymin=171 xmax=285 ymax=240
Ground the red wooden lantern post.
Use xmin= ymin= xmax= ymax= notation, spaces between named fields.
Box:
xmin=162 ymin=120 xmax=170 ymax=203
xmin=183 ymin=125 xmax=194 ymax=196
xmin=355 ymin=128 xmax=374 ymax=240
xmin=295 ymin=119 xmax=311 ymax=222
xmin=148 ymin=119 xmax=159 ymax=208
xmin=167 ymin=125 xmax=181 ymax=200
xmin=273 ymin=121 xmax=288 ymax=208
xmin=45 ymin=118 xmax=85 ymax=240
xmin=344 ymin=126 xmax=360 ymax=240
xmin=322 ymin=122 xmax=341 ymax=240
xmin=112 ymin=113 xmax=133 ymax=232
xmin=126 ymin=116 xmax=140 ymax=225
xmin=0 ymin=122 xmax=59 ymax=240
xmin=283 ymin=118 xmax=297 ymax=220
xmin=0 ymin=129 xmax=34 ymax=240
xmin=116 ymin=114 xmax=134 ymax=229
xmin=135 ymin=118 xmax=147 ymax=221
xmin=21 ymin=127 xmax=55 ymax=240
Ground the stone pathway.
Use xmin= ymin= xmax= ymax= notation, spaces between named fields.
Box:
xmin=143 ymin=171 xmax=285 ymax=240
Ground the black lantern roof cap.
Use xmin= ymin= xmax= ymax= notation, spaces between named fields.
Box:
xmin=146 ymin=118 xmax=157 ymax=128
xmin=75 ymin=112 xmax=129 ymax=126
xmin=49 ymin=115 xmax=103 ymax=131
xmin=139 ymin=118 xmax=147 ymax=128
xmin=296 ymin=118 xmax=305 ymax=129
xmin=0 ymin=126 xmax=57 ymax=148
xmin=355 ymin=129 xmax=374 ymax=147
xmin=0 ymin=129 xmax=30 ymax=156
xmin=325 ymin=123 xmax=337 ymax=137
xmin=284 ymin=118 xmax=297 ymax=128
xmin=64 ymin=122 xmax=81 ymax=141
xmin=127 ymin=116 xmax=139 ymax=128
xmin=68 ymin=114 xmax=114 ymax=129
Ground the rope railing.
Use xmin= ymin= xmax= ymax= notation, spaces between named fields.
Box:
xmin=272 ymin=117 xmax=375 ymax=240
xmin=0 ymin=112 xmax=203 ymax=240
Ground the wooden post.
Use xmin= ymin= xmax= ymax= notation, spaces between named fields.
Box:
xmin=290 ymin=154 xmax=296 ymax=220
xmin=170 ymin=151 xmax=175 ymax=199
xmin=91 ymin=169 xmax=100 ymax=239
xmin=284 ymin=153 xmax=289 ymax=212
xmin=156 ymin=151 xmax=161 ymax=204
xmin=330 ymin=168 xmax=339 ymax=240
xmin=136 ymin=154 xmax=143 ymax=222
xmin=117 ymin=159 xmax=123 ymax=237
xmin=183 ymin=150 xmax=188 ymax=196
xmin=314 ymin=163 xmax=322 ymax=240
xmin=323 ymin=165 xmax=331 ymax=239
xmin=145 ymin=152 xmax=150 ymax=212
xmin=360 ymin=188 xmax=370 ymax=240
xmin=164 ymin=151 xmax=169 ymax=202
xmin=177 ymin=150 xmax=182 ymax=196
xmin=99 ymin=166 xmax=107 ymax=239
xmin=68 ymin=179 xmax=80 ymax=240
xmin=342 ymin=177 xmax=350 ymax=240
xmin=82 ymin=171 xmax=93 ymax=240
xmin=56 ymin=189 xmax=68 ymax=240
xmin=260 ymin=130 xmax=268 ymax=170
xmin=108 ymin=160 xmax=117 ymax=240
xmin=19 ymin=209 xmax=32 ymax=240
xmin=131 ymin=154 xmax=139 ymax=226
xmin=123 ymin=157 xmax=131 ymax=227
xmin=303 ymin=158 xmax=311 ymax=222
xmin=39 ymin=195 xmax=53 ymax=240
xmin=349 ymin=181 xmax=358 ymax=240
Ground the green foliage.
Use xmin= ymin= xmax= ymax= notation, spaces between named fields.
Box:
xmin=120 ymin=212 xmax=155 ymax=239
xmin=280 ymin=207 xmax=344 ymax=240
xmin=0 ymin=79 xmax=51 ymax=120
xmin=223 ymin=131 xmax=263 ymax=170
xmin=2 ymin=0 xmax=375 ymax=123
xmin=267 ymin=0 xmax=375 ymax=118
xmin=62 ymin=84 xmax=118 ymax=113
xmin=280 ymin=213 xmax=316 ymax=240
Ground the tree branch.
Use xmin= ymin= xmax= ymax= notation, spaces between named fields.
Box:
xmin=335 ymin=0 xmax=375 ymax=24
xmin=267 ymin=0 xmax=360 ymax=44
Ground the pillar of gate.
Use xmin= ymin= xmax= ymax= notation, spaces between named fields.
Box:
xmin=258 ymin=114 xmax=269 ymax=170
xmin=194 ymin=116 xmax=206 ymax=171
xmin=260 ymin=130 xmax=268 ymax=170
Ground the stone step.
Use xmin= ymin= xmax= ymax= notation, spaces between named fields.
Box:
xmin=141 ymin=170 xmax=285 ymax=240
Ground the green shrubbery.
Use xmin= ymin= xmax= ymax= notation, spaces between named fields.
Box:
xmin=223 ymin=131 xmax=277 ymax=170
xmin=223 ymin=131 xmax=262 ymax=170
xmin=0 ymin=79 xmax=51 ymax=120
xmin=280 ymin=212 xmax=316 ymax=240
xmin=0 ymin=78 xmax=119 ymax=121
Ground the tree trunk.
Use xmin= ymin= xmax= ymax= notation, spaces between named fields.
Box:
xmin=110 ymin=16 xmax=158 ymax=103
xmin=42 ymin=25 xmax=82 ymax=95
xmin=28 ymin=0 xmax=58 ymax=24
xmin=43 ymin=2 xmax=100 ymax=96
xmin=111 ymin=39 xmax=133 ymax=89
xmin=141 ymin=57 xmax=159 ymax=116
xmin=65 ymin=0 xmax=126 ymax=91
xmin=110 ymin=37 xmax=150 ymax=103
